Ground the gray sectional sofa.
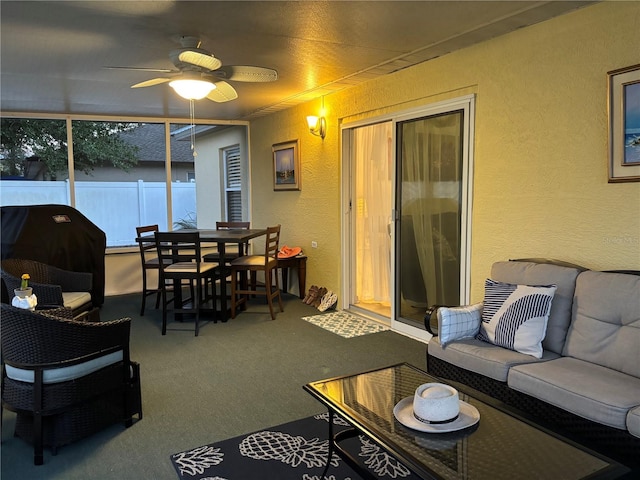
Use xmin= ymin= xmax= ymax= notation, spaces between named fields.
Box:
xmin=425 ymin=259 xmax=640 ymax=471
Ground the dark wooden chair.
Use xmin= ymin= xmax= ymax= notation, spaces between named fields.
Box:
xmin=202 ymin=221 xmax=251 ymax=264
xmin=203 ymin=221 xmax=252 ymax=300
xmin=230 ymin=225 xmax=284 ymax=320
xmin=1 ymin=258 xmax=94 ymax=319
xmin=155 ymin=231 xmax=218 ymax=336
xmin=0 ymin=304 xmax=142 ymax=465
xmin=135 ymin=224 xmax=171 ymax=316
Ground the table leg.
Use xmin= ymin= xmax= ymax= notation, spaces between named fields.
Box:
xmin=281 ymin=267 xmax=289 ymax=294
xmin=333 ymin=429 xmax=376 ymax=479
xmin=322 ymin=408 xmax=378 ymax=480
xmin=217 ymin=242 xmax=229 ymax=322
xmin=297 ymin=257 xmax=306 ymax=299
xmin=321 ymin=409 xmax=335 ymax=479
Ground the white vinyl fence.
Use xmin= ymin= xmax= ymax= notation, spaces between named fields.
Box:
xmin=0 ymin=180 xmax=196 ymax=247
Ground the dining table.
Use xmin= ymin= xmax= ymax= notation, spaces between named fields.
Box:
xmin=170 ymin=228 xmax=268 ymax=321
xmin=135 ymin=227 xmax=268 ymax=322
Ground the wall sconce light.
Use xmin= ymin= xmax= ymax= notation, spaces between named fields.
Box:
xmin=306 ymin=115 xmax=326 ymax=139
xmin=306 ymin=96 xmax=327 ymax=139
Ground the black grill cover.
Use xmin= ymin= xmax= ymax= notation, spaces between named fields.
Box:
xmin=1 ymin=204 xmax=106 ymax=306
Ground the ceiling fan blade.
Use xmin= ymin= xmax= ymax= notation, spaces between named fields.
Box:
xmin=131 ymin=78 xmax=172 ymax=88
xmin=105 ymin=66 xmax=177 ymax=73
xmin=215 ymin=65 xmax=278 ymax=82
xmin=206 ymin=81 xmax=238 ymax=102
xmin=178 ymin=50 xmax=222 ymax=71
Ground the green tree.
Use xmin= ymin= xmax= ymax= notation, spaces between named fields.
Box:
xmin=1 ymin=118 xmax=140 ymax=180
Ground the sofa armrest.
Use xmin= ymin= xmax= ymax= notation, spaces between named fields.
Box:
xmin=424 ymin=304 xmax=449 ymax=336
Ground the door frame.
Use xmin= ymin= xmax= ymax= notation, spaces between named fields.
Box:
xmin=341 ymin=94 xmax=475 ymax=342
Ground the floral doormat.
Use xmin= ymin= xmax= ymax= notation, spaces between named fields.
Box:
xmin=171 ymin=413 xmax=420 ymax=480
xmin=302 ymin=311 xmax=390 ymax=338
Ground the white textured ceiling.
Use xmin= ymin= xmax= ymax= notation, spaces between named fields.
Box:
xmin=0 ymin=1 xmax=593 ymax=121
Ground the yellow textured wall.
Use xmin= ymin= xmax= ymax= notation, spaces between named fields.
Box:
xmin=250 ymin=2 xmax=640 ymax=302
xmin=250 ymin=98 xmax=341 ymax=292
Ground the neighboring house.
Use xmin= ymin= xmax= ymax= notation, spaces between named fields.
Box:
xmin=74 ymin=123 xmax=195 ymax=182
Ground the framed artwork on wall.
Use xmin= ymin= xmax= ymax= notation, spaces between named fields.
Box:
xmin=273 ymin=140 xmax=300 ymax=191
xmin=608 ymin=64 xmax=640 ymax=182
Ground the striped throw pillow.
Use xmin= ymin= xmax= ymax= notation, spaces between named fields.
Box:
xmin=477 ymin=279 xmax=557 ymax=358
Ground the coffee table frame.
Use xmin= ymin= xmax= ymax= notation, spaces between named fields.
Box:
xmin=304 ymin=363 xmax=628 ymax=480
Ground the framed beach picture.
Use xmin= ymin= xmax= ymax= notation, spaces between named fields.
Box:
xmin=608 ymin=64 xmax=640 ymax=182
xmin=273 ymin=140 xmax=300 ymax=191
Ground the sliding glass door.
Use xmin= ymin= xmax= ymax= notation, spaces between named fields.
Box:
xmin=342 ymin=95 xmax=474 ymax=338
xmin=396 ymin=111 xmax=464 ymax=328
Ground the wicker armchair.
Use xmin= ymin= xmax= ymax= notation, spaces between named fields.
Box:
xmin=1 ymin=258 xmax=94 ymax=318
xmin=0 ymin=304 xmax=142 ymax=465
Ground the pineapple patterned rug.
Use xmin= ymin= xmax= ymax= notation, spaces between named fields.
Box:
xmin=302 ymin=311 xmax=389 ymax=338
xmin=171 ymin=412 xmax=421 ymax=480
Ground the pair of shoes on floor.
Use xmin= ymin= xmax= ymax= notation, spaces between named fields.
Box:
xmin=303 ymin=285 xmax=325 ymax=305
xmin=303 ymin=285 xmax=329 ymax=307
xmin=312 ymin=287 xmax=328 ymax=308
xmin=303 ymin=285 xmax=319 ymax=305
xmin=317 ymin=291 xmax=338 ymax=312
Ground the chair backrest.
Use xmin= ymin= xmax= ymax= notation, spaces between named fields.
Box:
xmin=2 ymin=258 xmax=56 ymax=284
xmin=155 ymin=231 xmax=204 ymax=273
xmin=1 ymin=258 xmax=91 ymax=306
xmin=0 ymin=303 xmax=130 ymax=366
xmin=216 ymin=221 xmax=250 ymax=230
xmin=263 ymin=225 xmax=281 ymax=263
xmin=217 ymin=221 xmax=251 ymax=255
xmin=136 ymin=224 xmax=159 ymax=238
xmin=136 ymin=225 xmax=159 ymax=265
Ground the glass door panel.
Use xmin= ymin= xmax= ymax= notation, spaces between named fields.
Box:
xmin=396 ymin=111 xmax=463 ymax=327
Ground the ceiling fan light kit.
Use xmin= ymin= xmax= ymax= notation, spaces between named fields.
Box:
xmin=169 ymin=78 xmax=215 ymax=100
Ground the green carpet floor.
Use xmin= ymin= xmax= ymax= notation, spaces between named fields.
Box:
xmin=1 ymin=292 xmax=427 ymax=480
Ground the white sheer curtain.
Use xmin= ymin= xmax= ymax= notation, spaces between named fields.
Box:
xmin=354 ymin=122 xmax=392 ymax=305
xmin=400 ymin=114 xmax=461 ymax=309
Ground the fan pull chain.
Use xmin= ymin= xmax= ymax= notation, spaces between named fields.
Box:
xmin=189 ymin=99 xmax=198 ymax=158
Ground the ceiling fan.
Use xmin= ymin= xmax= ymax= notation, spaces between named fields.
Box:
xmin=110 ymin=36 xmax=278 ymax=102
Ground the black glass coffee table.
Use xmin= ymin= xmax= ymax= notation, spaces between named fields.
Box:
xmin=304 ymin=363 xmax=628 ymax=480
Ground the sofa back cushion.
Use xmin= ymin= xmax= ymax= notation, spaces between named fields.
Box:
xmin=478 ymin=279 xmax=557 ymax=358
xmin=491 ymin=261 xmax=582 ymax=354
xmin=562 ymin=271 xmax=640 ymax=377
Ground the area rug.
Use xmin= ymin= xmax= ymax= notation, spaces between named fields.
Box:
xmin=302 ymin=311 xmax=390 ymax=338
xmin=171 ymin=413 xmax=421 ymax=480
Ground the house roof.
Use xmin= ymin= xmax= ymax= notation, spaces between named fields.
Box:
xmin=118 ymin=123 xmax=194 ymax=163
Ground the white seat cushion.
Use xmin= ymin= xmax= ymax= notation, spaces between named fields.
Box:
xmin=165 ymin=262 xmax=216 ymax=273
xmin=6 ymin=350 xmax=123 ymax=384
xmin=62 ymin=291 xmax=92 ymax=310
xmin=230 ymin=255 xmax=277 ymax=267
